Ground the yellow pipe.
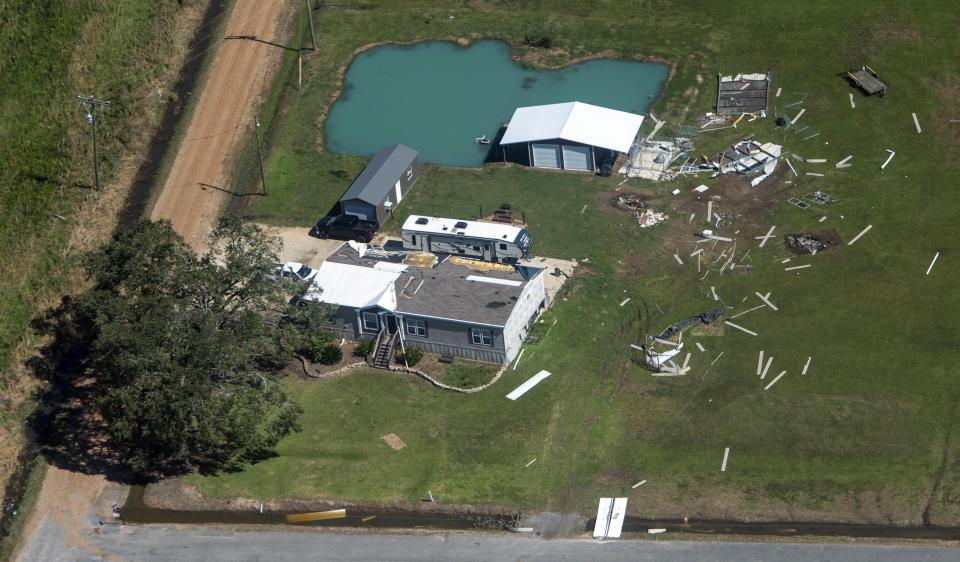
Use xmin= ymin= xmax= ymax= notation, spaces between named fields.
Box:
xmin=286 ymin=509 xmax=347 ymax=523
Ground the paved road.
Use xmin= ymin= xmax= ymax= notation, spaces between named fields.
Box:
xmin=18 ymin=516 xmax=960 ymax=562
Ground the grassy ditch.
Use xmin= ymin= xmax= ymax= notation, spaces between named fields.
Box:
xmin=186 ymin=1 xmax=960 ymax=524
xmin=0 ymin=0 xmax=218 ymax=551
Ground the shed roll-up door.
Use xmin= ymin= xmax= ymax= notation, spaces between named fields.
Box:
xmin=531 ymin=143 xmax=561 ymax=169
xmin=562 ymin=145 xmax=592 ymax=171
xmin=342 ymin=202 xmax=376 ymax=222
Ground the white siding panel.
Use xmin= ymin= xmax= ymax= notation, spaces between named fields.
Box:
xmin=531 ymin=143 xmax=561 ymax=169
xmin=562 ymin=145 xmax=592 ymax=171
xmin=502 ymin=271 xmax=546 ymax=363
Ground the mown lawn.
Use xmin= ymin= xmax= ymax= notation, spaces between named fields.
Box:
xmin=193 ymin=1 xmax=960 ymax=524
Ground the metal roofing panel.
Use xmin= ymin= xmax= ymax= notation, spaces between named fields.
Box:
xmin=341 ymin=144 xmax=418 ymax=205
xmin=500 ymin=101 xmax=644 ymax=153
xmin=302 ymin=261 xmax=401 ymax=310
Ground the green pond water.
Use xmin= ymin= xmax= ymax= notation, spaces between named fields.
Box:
xmin=325 ymin=40 xmax=669 ymax=167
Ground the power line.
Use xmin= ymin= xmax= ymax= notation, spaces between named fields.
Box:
xmin=305 ymin=0 xmax=317 ymax=51
xmin=76 ymin=96 xmax=113 ymax=190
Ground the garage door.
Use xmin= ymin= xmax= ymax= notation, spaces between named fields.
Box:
xmin=531 ymin=143 xmax=561 ymax=169
xmin=562 ymin=145 xmax=592 ymax=171
xmin=342 ymin=202 xmax=376 ymax=222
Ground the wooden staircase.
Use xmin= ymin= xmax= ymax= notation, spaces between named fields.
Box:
xmin=371 ymin=330 xmax=397 ymax=369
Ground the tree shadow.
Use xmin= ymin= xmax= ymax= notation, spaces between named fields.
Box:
xmin=25 ymin=297 xmax=143 ymax=484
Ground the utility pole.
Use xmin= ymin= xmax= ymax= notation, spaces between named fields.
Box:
xmin=76 ymin=96 xmax=113 ymax=190
xmin=305 ymin=0 xmax=317 ymax=51
xmin=254 ymin=116 xmax=266 ymax=196
xmin=297 ymin=3 xmax=303 ymax=92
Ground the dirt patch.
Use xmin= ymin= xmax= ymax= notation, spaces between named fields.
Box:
xmin=841 ymin=16 xmax=921 ymax=65
xmin=381 ymin=433 xmax=407 ymax=450
xmin=784 ymin=229 xmax=843 ymax=255
xmin=933 ymin=75 xmax=960 ymax=161
xmin=13 ymin=467 xmax=110 ymax=560
xmin=257 ymin=224 xmax=343 ymax=268
xmin=611 ymin=193 xmax=650 ymax=212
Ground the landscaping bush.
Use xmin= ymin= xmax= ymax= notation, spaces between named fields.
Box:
xmin=302 ymin=331 xmax=334 ymax=362
xmin=402 ymin=346 xmax=424 ymax=367
xmin=354 ymin=339 xmax=374 ymax=357
xmin=319 ymin=344 xmax=343 ymax=365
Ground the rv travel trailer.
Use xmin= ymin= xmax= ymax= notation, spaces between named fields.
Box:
xmin=401 ymin=215 xmax=531 ymax=264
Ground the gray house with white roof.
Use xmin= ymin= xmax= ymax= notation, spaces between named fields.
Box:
xmin=303 ymin=244 xmax=546 ymax=364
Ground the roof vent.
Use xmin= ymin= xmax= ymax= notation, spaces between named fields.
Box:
xmin=415 ymin=217 xmax=429 ymax=225
xmin=454 ymin=221 xmax=468 ymax=229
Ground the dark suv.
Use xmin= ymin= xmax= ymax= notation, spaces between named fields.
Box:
xmin=311 ymin=214 xmax=378 ymax=242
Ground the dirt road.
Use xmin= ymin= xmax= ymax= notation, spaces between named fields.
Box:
xmin=150 ymin=0 xmax=287 ymax=252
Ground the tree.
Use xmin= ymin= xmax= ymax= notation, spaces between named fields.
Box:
xmin=77 ymin=217 xmax=331 ymax=476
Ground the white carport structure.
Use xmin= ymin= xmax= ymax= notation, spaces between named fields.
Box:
xmin=499 ymin=101 xmax=645 ymax=171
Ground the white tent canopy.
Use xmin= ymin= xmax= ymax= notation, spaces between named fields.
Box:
xmin=302 ymin=261 xmax=399 ymax=310
xmin=500 ymin=101 xmax=645 ymax=153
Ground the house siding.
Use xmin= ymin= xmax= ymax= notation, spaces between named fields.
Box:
xmin=400 ymin=315 xmax=506 ymax=364
xmin=502 ymin=271 xmax=547 ymax=362
xmin=367 ymin=155 xmax=422 ymax=227
xmin=318 ymin=306 xmax=508 ymax=364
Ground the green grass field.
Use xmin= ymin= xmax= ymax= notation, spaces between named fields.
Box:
xmin=192 ymin=1 xmax=960 ymax=524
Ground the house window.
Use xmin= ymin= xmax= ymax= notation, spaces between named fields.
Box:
xmin=362 ymin=312 xmax=379 ymax=332
xmin=471 ymin=328 xmax=492 ymax=346
xmin=406 ymin=318 xmax=427 ymax=337
xmin=411 ymin=234 xmax=417 ymax=245
xmin=499 ymin=243 xmax=507 ymax=250
xmin=473 ymin=245 xmax=480 ymax=252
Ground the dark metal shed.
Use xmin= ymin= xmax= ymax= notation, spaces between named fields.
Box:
xmin=339 ymin=144 xmax=420 ymax=227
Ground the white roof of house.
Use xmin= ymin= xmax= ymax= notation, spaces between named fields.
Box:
xmin=499 ymin=101 xmax=645 ymax=153
xmin=302 ymin=261 xmax=400 ymax=310
xmin=402 ymin=215 xmax=523 ymax=241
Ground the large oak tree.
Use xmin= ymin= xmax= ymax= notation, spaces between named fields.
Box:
xmin=77 ymin=217 xmax=329 ymax=476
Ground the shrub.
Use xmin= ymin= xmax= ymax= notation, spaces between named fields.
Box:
xmin=402 ymin=346 xmax=424 ymax=367
xmin=302 ymin=331 xmax=334 ymax=362
xmin=354 ymin=339 xmax=374 ymax=357
xmin=319 ymin=344 xmax=343 ymax=365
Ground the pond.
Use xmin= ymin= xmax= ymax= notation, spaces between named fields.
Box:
xmin=324 ymin=40 xmax=669 ymax=167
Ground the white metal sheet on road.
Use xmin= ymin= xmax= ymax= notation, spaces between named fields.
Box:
xmin=19 ymin=517 xmax=960 ymax=562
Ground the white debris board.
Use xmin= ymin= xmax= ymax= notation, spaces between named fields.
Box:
xmin=608 ymin=497 xmax=628 ymax=538
xmin=593 ymin=497 xmax=628 ymax=539
xmin=506 ymin=370 xmax=551 ymax=401
xmin=593 ymin=498 xmax=613 ymax=538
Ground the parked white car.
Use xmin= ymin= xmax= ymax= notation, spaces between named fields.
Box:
xmin=274 ymin=262 xmax=318 ymax=284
